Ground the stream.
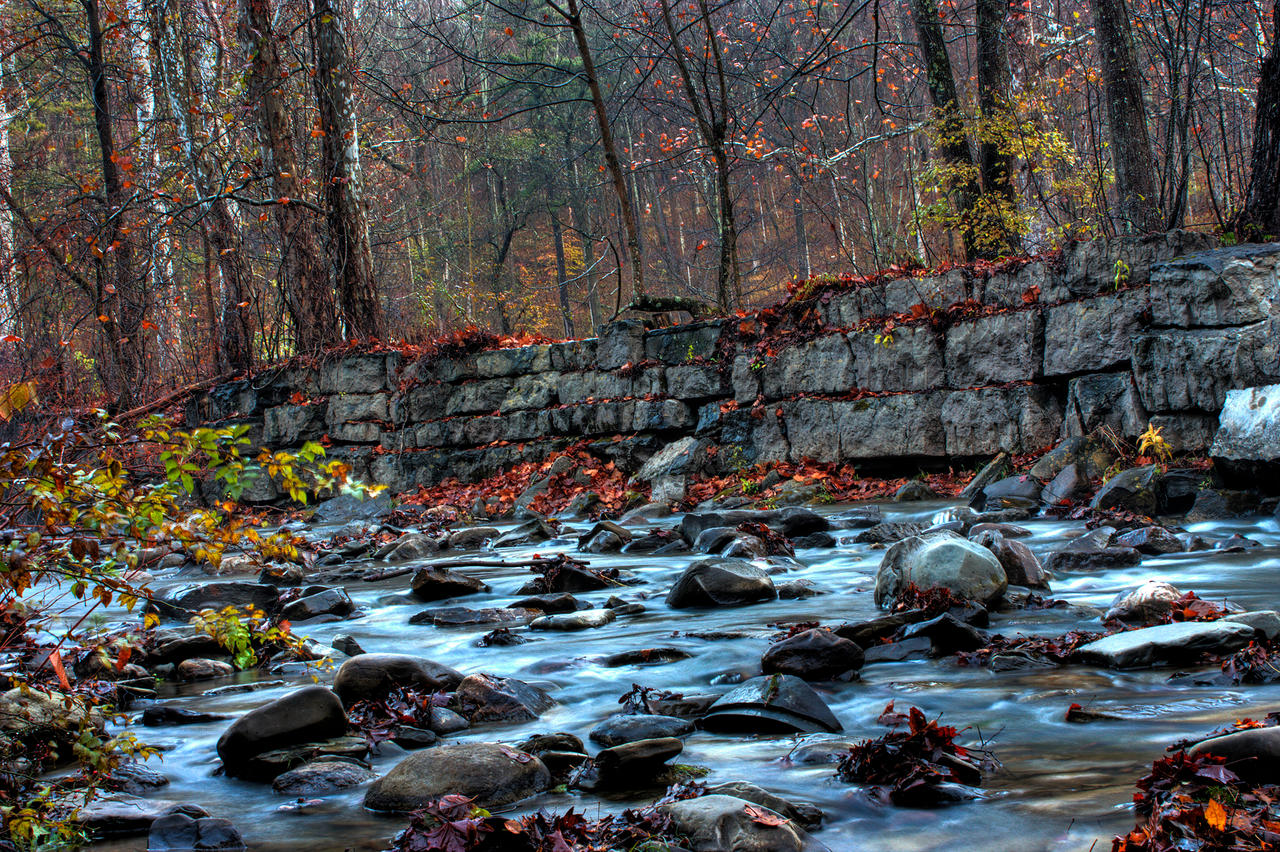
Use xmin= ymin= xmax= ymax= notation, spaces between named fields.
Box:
xmin=84 ymin=499 xmax=1280 ymax=852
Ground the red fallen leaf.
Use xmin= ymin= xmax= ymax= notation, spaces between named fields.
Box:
xmin=115 ymin=645 xmax=132 ymax=671
xmin=49 ymin=650 xmax=71 ymax=690
xmin=877 ymin=700 xmax=908 ymax=727
xmin=743 ymin=804 xmax=786 ymax=826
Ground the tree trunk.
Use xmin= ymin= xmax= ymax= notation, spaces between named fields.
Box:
xmin=552 ymin=0 xmax=645 ymax=301
xmin=550 ymin=209 xmax=574 ymax=337
xmin=1089 ymin=0 xmax=1162 ymax=233
xmin=907 ymin=0 xmax=983 ymax=260
xmin=239 ymin=0 xmax=339 ymax=353
xmin=1235 ymin=0 xmax=1280 ymax=240
xmin=976 ymin=0 xmax=1019 ymax=254
xmin=313 ymin=0 xmax=382 ymax=340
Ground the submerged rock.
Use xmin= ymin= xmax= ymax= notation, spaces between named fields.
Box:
xmin=75 ymin=794 xmax=208 ymax=838
xmin=271 ymin=759 xmax=377 ymax=796
xmin=589 ymin=714 xmax=694 ymax=747
xmin=661 ymin=794 xmax=816 ymax=852
xmin=147 ymin=813 xmax=244 ymax=851
xmin=363 ymin=742 xmax=551 ymax=811
xmin=215 ymin=686 xmax=348 ymax=778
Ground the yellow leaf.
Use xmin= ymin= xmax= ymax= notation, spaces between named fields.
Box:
xmin=1204 ymin=798 xmax=1227 ymax=831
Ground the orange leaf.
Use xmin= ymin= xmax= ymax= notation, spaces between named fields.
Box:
xmin=49 ymin=650 xmax=71 ymax=690
xmin=1204 ymin=798 xmax=1227 ymax=831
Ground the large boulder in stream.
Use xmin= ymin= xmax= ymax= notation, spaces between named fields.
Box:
xmin=409 ymin=566 xmax=489 ymax=601
xmin=666 ymin=559 xmax=777 ymax=608
xmin=452 ymin=674 xmax=554 ymax=723
xmin=1189 ymin=726 xmax=1280 ymax=783
xmin=1074 ymin=621 xmax=1257 ymax=668
xmin=873 ymin=531 xmax=1007 ymax=609
xmin=1091 ymin=465 xmax=1161 ymax=514
xmin=154 ymin=582 xmax=279 ymax=618
xmin=215 ymin=686 xmax=348 ymax=776
xmin=331 ymin=654 xmax=462 ymax=705
xmin=363 ymin=742 xmax=551 ymax=812
xmin=761 ymin=628 xmax=864 ymax=681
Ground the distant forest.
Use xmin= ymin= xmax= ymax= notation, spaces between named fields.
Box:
xmin=2 ymin=0 xmax=1280 ymax=406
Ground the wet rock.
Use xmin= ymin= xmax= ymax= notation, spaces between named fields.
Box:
xmin=1104 ymin=580 xmax=1183 ymax=622
xmin=578 ymin=520 xmax=633 ymax=554
xmin=1029 ymin=437 xmax=1113 ymax=482
xmin=593 ymin=737 xmax=683 ymax=787
xmin=834 ymin=611 xmax=926 ymax=646
xmin=1186 ymin=488 xmax=1260 ymax=522
xmin=693 ymin=527 xmax=738 ymax=554
xmin=530 ymin=609 xmax=615 ymax=631
xmin=1217 ymin=534 xmax=1262 ymax=551
xmin=1074 ymin=621 xmax=1256 ymax=668
xmin=75 ymin=794 xmax=209 ymax=838
xmin=590 ymin=714 xmax=695 ymax=746
xmin=700 ymin=674 xmax=842 ymax=734
xmin=1091 ymin=465 xmax=1161 ymax=514
xmin=968 ymin=522 xmax=1031 ymax=539
xmin=376 ymin=533 xmax=443 ymax=563
xmin=516 ymin=563 xmax=611 ymax=594
xmin=619 ymin=502 xmax=674 ymax=524
xmin=410 ymin=606 xmax=539 ymax=627
xmin=1041 ymin=463 xmax=1088 ymax=505
xmin=602 ymin=647 xmax=692 ymax=667
xmin=901 ymin=613 xmax=986 ymax=654
xmin=874 ymin=531 xmax=1007 ymax=609
xmin=106 ymin=762 xmax=171 ymax=794
xmin=176 ymin=659 xmax=234 ymax=681
xmin=363 ymin=742 xmax=551 ymax=811
xmin=331 ymin=654 xmax=463 ymax=705
xmin=280 ymin=588 xmax=355 ymax=622
xmin=392 ymin=727 xmax=438 ymax=750
xmin=646 ymin=693 xmax=720 ymax=718
xmin=453 ymin=674 xmax=554 ymax=723
xmin=271 ymin=759 xmax=377 ymax=795
xmin=258 ymin=563 xmax=304 ymax=586
xmin=313 ymin=492 xmax=394 ymax=525
xmin=517 ymin=732 xmax=585 ymax=755
xmin=1043 ymin=544 xmax=1141 ymax=573
xmin=147 ymin=813 xmax=244 ymax=851
xmin=331 ymin=635 xmax=365 ymax=657
xmin=511 ymin=593 xmax=581 ymax=614
xmin=493 ymin=518 xmax=559 ymax=548
xmin=242 ymin=736 xmax=370 ymax=780
xmin=1224 ymin=610 xmax=1280 ymax=640
xmin=216 ymin=686 xmax=348 ymax=777
xmin=1188 ymin=726 xmax=1280 ymax=783
xmin=980 ymin=475 xmax=1044 ymax=508
xmin=776 ymin=579 xmax=823 ymax=599
xmin=775 ymin=507 xmax=831 ymax=538
xmin=1210 ymin=383 xmax=1280 ymax=487
xmin=722 ymin=535 xmax=768 ymax=559
xmin=704 ymin=782 xmax=823 ymax=829
xmin=828 ymin=506 xmax=884 ymax=529
xmin=666 ymin=559 xmax=777 ymax=609
xmin=633 ymin=436 xmax=708 ymax=503
xmin=447 ymin=526 xmax=500 ymax=549
xmin=1114 ymin=526 xmax=1185 ymax=555
xmin=959 ymin=453 xmax=1011 ymax=500
xmin=141 ymin=706 xmax=231 ymax=726
xmin=791 ymin=532 xmax=837 ymax=549
xmin=894 ymin=480 xmax=937 ymax=501
xmin=661 ymin=795 xmax=813 ymax=852
xmin=787 ymin=739 xmax=857 ymax=765
xmin=155 ymin=582 xmax=279 ymax=618
xmin=409 ymin=567 xmax=489 ymax=601
xmin=862 ymin=636 xmax=933 ymax=663
xmin=426 ymin=706 xmax=469 ymax=734
xmin=970 ymin=531 xmax=1050 ymax=590
xmin=855 ymin=522 xmax=926 ymax=544
xmin=761 ymin=628 xmax=864 ymax=681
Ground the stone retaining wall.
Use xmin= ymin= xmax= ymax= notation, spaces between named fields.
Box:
xmin=189 ymin=232 xmax=1280 ymax=498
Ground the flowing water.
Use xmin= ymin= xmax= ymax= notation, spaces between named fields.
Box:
xmin=84 ymin=500 xmax=1280 ymax=852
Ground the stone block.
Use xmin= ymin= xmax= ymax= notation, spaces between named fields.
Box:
xmin=1211 ymin=384 xmax=1280 ymax=485
xmin=1131 ymin=322 xmax=1280 ymax=412
xmin=500 ymin=373 xmax=558 ymax=412
xmin=785 ymin=394 xmax=946 ymax=463
xmin=944 ymin=310 xmax=1042 ymax=387
xmin=1053 ymin=231 xmax=1218 ymax=301
xmin=1063 ymin=372 xmax=1148 ymax=439
xmin=1149 ymin=243 xmax=1280 ymax=327
xmin=262 ymin=403 xmax=325 ymax=446
xmin=476 ymin=345 xmax=551 ymax=378
xmin=979 ymin=261 xmax=1050 ymax=307
xmin=940 ymin=386 xmax=1062 ymax=456
xmin=643 ymin=321 xmax=725 ymax=363
xmin=327 ymin=393 xmax=389 ymax=423
xmin=667 ymin=364 xmax=724 ymax=399
xmin=848 ymin=325 xmax=944 ymax=392
xmin=329 ymin=422 xmax=384 ymax=444
xmin=596 ymin=320 xmax=647 ymax=370
xmin=547 ymin=339 xmax=598 ymax=371
xmin=1043 ymin=289 xmax=1147 ymax=376
xmin=319 ymin=353 xmax=396 ymax=394
xmin=731 ymin=353 xmax=761 ymax=402
xmin=882 ymin=269 xmax=972 ymax=315
xmin=758 ymin=334 xmax=854 ymax=398
xmin=446 ymin=379 xmax=513 ymax=416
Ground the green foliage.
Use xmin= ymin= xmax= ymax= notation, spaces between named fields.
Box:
xmin=188 ymin=604 xmax=318 ymax=671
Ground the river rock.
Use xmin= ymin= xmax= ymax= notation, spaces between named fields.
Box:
xmin=761 ymin=628 xmax=864 ymax=681
xmin=855 ymin=522 xmax=926 ymax=544
xmin=426 ymin=706 xmax=470 ymax=734
xmin=901 ymin=613 xmax=986 ymax=654
xmin=873 ymin=531 xmax=1007 ymax=609
xmin=1114 ymin=526 xmax=1185 ymax=554
xmin=279 ymin=588 xmax=355 ymax=622
xmin=241 ymin=735 xmax=368 ymax=779
xmin=666 ymin=559 xmax=777 ymax=608
xmin=377 ymin=533 xmax=441 ymax=563
xmin=834 ymin=611 xmax=925 ymax=646
xmin=75 ymin=794 xmax=209 ymax=838
xmin=700 ymin=674 xmax=842 ymax=734
xmin=661 ymin=795 xmax=813 ymax=852
xmin=1224 ymin=610 xmax=1280 ymax=640
xmin=156 ymin=582 xmax=279 ymax=618
xmin=493 ymin=518 xmax=559 ymax=548
xmin=980 ymin=475 xmax=1045 ymax=507
xmin=1041 ymin=463 xmax=1088 ymax=505
xmin=1186 ymin=488 xmax=1260 ymax=522
xmin=589 ymin=714 xmax=695 ymax=746
xmin=271 ymin=759 xmax=377 ymax=795
xmin=1091 ymin=465 xmax=1161 ymax=514
xmin=593 ymin=737 xmax=683 ymax=787
xmin=894 ymin=480 xmax=937 ymax=501
xmin=1104 ymin=580 xmax=1184 ymax=622
xmin=530 ymin=609 xmax=615 ymax=630
xmin=970 ymin=531 xmax=1050 ymax=589
xmin=1043 ymin=544 xmax=1141 ymax=573
xmin=448 ymin=526 xmax=501 ymax=549
xmin=578 ymin=520 xmax=633 ymax=553
xmin=176 ymin=659 xmax=234 ymax=681
xmin=1188 ymin=726 xmax=1280 ymax=783
xmin=409 ymin=567 xmax=489 ymax=601
xmin=106 ymin=762 xmax=171 ymax=794
xmin=1074 ymin=621 xmax=1256 ymax=668
xmin=216 ymin=686 xmax=348 ymax=776
xmin=602 ymin=647 xmax=693 ymax=667
xmin=363 ymin=742 xmax=551 ymax=811
xmin=1210 ymin=383 xmax=1280 ymax=485
xmin=313 ymin=492 xmax=394 ymax=525
xmin=331 ymin=654 xmax=463 ymax=705
xmin=704 ymin=781 xmax=824 ymax=829
xmin=147 ymin=813 xmax=244 ymax=851
xmin=412 ymin=606 xmax=539 ymax=627
xmin=517 ymin=563 xmax=611 ymax=594
xmin=453 ymin=674 xmax=553 ymax=723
